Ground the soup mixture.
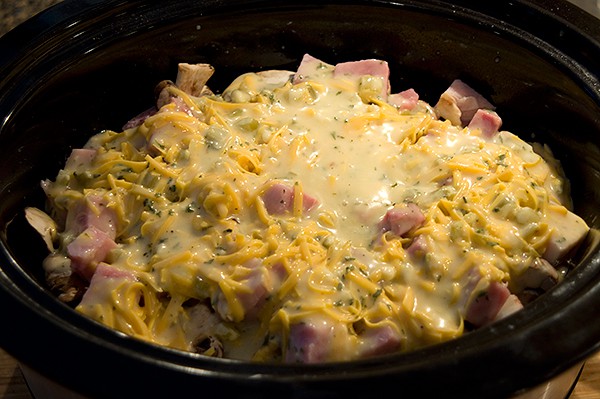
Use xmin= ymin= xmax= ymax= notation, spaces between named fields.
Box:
xmin=26 ymin=54 xmax=589 ymax=363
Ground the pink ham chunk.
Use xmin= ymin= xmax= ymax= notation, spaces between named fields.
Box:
xmin=468 ymin=109 xmax=502 ymax=138
xmin=262 ymin=183 xmax=318 ymax=215
xmin=434 ymin=79 xmax=495 ymax=126
xmin=65 ymin=195 xmax=117 ymax=240
xmin=293 ymin=54 xmax=331 ymax=84
xmin=465 ymin=281 xmax=513 ymax=327
xmin=406 ymin=234 xmax=428 ymax=257
xmin=285 ymin=320 xmax=333 ymax=364
xmin=334 ymin=59 xmax=390 ymax=80
xmin=213 ymin=259 xmax=288 ymax=322
xmin=92 ymin=262 xmax=133 ymax=280
xmin=543 ymin=208 xmax=589 ymax=265
xmin=78 ymin=263 xmax=135 ymax=305
xmin=388 ymin=89 xmax=419 ymax=111
xmin=334 ymin=59 xmax=390 ymax=100
xmin=379 ymin=203 xmax=425 ymax=237
xmin=123 ymin=107 xmax=158 ymax=130
xmin=214 ymin=262 xmax=267 ymax=322
xmin=358 ymin=324 xmax=402 ymax=358
xmin=65 ymin=148 xmax=97 ymax=170
xmin=494 ymin=294 xmax=524 ymax=321
xmin=236 ymin=278 xmax=267 ymax=321
xmin=67 ymin=225 xmax=118 ymax=281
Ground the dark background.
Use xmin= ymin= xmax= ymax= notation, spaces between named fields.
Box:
xmin=0 ymin=0 xmax=63 ymax=37
xmin=0 ymin=0 xmax=599 ymax=38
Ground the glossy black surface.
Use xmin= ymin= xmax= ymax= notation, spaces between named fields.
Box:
xmin=1 ymin=0 xmax=600 ymax=397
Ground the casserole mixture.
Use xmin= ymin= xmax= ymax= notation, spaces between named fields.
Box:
xmin=26 ymin=54 xmax=589 ymax=362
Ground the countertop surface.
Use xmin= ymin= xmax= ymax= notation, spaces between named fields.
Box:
xmin=0 ymin=0 xmax=599 ymax=398
xmin=0 ymin=0 xmax=63 ymax=37
xmin=1 ymin=347 xmax=599 ymax=398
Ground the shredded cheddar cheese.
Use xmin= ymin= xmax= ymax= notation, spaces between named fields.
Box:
xmin=32 ymin=56 xmax=588 ymax=363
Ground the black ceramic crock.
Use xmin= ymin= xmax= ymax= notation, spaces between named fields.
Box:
xmin=1 ymin=0 xmax=600 ymax=397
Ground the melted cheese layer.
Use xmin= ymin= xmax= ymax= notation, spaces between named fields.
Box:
xmin=41 ymin=58 xmax=587 ymax=362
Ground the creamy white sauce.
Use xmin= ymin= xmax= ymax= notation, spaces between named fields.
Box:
xmin=40 ymin=58 xmax=588 ymax=362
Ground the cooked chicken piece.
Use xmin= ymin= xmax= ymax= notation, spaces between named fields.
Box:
xmin=543 ymin=207 xmax=589 ymax=265
xmin=25 ymin=207 xmax=57 ymax=252
xmin=511 ymin=257 xmax=560 ymax=294
xmin=187 ymin=302 xmax=226 ymax=357
xmin=434 ymin=79 xmax=495 ymax=126
xmin=175 ymin=63 xmax=215 ymax=96
xmin=42 ymin=253 xmax=86 ymax=303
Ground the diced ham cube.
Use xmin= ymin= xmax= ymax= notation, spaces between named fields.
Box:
xmin=334 ymin=59 xmax=390 ymax=100
xmin=543 ymin=208 xmax=589 ymax=265
xmin=166 ymin=96 xmax=195 ymax=117
xmin=468 ymin=109 xmax=502 ymax=138
xmin=65 ymin=195 xmax=117 ymax=240
xmin=122 ymin=107 xmax=158 ymax=130
xmin=213 ymin=259 xmax=288 ymax=322
xmin=215 ymin=260 xmax=265 ymax=321
xmin=388 ymin=89 xmax=419 ymax=111
xmin=64 ymin=148 xmax=97 ymax=171
xmin=407 ymin=235 xmax=428 ymax=257
xmin=92 ymin=262 xmax=133 ymax=279
xmin=293 ymin=54 xmax=331 ymax=84
xmin=78 ymin=263 xmax=135 ymax=307
xmin=470 ymin=109 xmax=501 ymax=135
xmin=67 ymin=226 xmax=118 ymax=281
xmin=262 ymin=183 xmax=318 ymax=215
xmin=285 ymin=319 xmax=333 ymax=363
xmin=358 ymin=324 xmax=402 ymax=358
xmin=334 ymin=59 xmax=390 ymax=81
xmin=235 ymin=271 xmax=268 ymax=321
xmin=494 ymin=294 xmax=524 ymax=321
xmin=262 ymin=184 xmax=293 ymax=215
xmin=378 ymin=203 xmax=425 ymax=237
xmin=270 ymin=261 xmax=288 ymax=283
xmin=465 ymin=281 xmax=511 ymax=327
xmin=434 ymin=79 xmax=495 ymax=126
